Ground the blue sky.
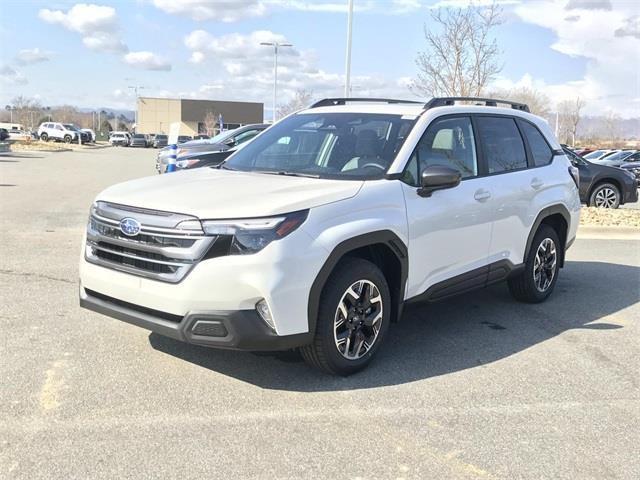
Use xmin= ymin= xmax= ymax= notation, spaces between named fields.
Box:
xmin=1 ymin=1 xmax=638 ymax=117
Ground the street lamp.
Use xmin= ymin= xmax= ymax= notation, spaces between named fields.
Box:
xmin=344 ymin=0 xmax=354 ymax=97
xmin=128 ymin=84 xmax=146 ymax=132
xmin=260 ymin=41 xmax=293 ymax=122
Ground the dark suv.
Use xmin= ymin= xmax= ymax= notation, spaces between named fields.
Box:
xmin=563 ymin=146 xmax=638 ymax=208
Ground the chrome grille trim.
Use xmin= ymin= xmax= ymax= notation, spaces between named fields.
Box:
xmin=85 ymin=202 xmax=215 ymax=283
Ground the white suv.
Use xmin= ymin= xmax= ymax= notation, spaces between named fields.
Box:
xmin=79 ymin=97 xmax=580 ymax=375
xmin=37 ymin=122 xmax=90 ymax=143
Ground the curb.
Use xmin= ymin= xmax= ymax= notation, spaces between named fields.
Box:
xmin=576 ymin=226 xmax=640 ymax=240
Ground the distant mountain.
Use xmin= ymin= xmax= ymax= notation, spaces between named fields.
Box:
xmin=77 ymin=107 xmax=134 ymax=121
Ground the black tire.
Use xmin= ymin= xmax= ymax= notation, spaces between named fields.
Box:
xmin=40 ymin=133 xmax=48 ymax=142
xmin=64 ymin=135 xmax=72 ymax=144
xmin=508 ymin=224 xmax=561 ymax=303
xmin=589 ymin=182 xmax=620 ymax=209
xmin=300 ymin=257 xmax=391 ymax=376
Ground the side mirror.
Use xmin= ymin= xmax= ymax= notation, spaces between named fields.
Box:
xmin=418 ymin=166 xmax=462 ymax=197
xmin=223 ymin=137 xmax=235 ymax=147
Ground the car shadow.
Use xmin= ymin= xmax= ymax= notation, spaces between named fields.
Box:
xmin=149 ymin=261 xmax=639 ymax=391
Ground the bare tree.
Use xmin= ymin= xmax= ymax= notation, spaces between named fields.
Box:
xmin=277 ymin=89 xmax=314 ymax=118
xmin=484 ymin=85 xmax=551 ymax=117
xmin=203 ymin=110 xmax=218 ymax=136
xmin=558 ymin=97 xmax=585 ymax=146
xmin=412 ymin=2 xmax=502 ymax=97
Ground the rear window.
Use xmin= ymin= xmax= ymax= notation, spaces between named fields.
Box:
xmin=476 ymin=117 xmax=527 ymax=174
xmin=519 ymin=120 xmax=553 ymax=167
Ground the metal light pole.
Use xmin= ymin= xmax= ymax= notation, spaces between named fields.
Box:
xmin=128 ymin=84 xmax=146 ymax=132
xmin=260 ymin=41 xmax=293 ymax=122
xmin=344 ymin=0 xmax=354 ymax=97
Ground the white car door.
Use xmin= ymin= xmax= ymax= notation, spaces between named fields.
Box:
xmin=401 ymin=115 xmax=493 ymax=300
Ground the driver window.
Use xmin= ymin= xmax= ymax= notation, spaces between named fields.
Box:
xmin=407 ymin=116 xmax=478 ymax=184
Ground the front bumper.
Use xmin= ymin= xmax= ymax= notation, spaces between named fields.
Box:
xmin=623 ymin=180 xmax=639 ymax=203
xmin=80 ymin=286 xmax=312 ymax=350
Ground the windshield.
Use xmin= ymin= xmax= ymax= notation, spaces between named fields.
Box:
xmin=595 ymin=150 xmax=631 ymax=162
xmin=583 ymin=150 xmax=607 ymax=159
xmin=208 ymin=129 xmax=236 ymax=143
xmin=133 ymin=134 xmax=145 ymax=139
xmin=63 ymin=124 xmax=80 ymax=131
xmin=224 ymin=113 xmax=416 ymax=180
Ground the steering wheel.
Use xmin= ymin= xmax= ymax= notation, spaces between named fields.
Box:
xmin=360 ymin=162 xmax=386 ymax=171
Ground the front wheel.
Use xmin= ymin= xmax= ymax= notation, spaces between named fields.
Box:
xmin=590 ymin=183 xmax=620 ymax=208
xmin=64 ymin=135 xmax=72 ymax=143
xmin=508 ymin=224 xmax=561 ymax=303
xmin=300 ymin=258 xmax=391 ymax=375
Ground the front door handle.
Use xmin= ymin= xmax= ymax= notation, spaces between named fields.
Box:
xmin=474 ymin=189 xmax=491 ymax=202
xmin=531 ymin=178 xmax=544 ymax=190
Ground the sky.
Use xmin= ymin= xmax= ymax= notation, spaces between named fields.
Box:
xmin=0 ymin=0 xmax=638 ymax=118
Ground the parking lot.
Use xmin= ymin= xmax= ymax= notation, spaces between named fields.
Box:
xmin=1 ymin=147 xmax=639 ymax=479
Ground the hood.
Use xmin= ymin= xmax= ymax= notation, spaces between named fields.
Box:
xmin=96 ymin=168 xmax=363 ymax=219
xmin=621 ymin=161 xmax=640 ymax=168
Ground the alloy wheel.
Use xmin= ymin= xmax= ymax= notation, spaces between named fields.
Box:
xmin=533 ymin=238 xmax=557 ymax=292
xmin=594 ymin=187 xmax=618 ymax=208
xmin=333 ymin=279 xmax=383 ymax=360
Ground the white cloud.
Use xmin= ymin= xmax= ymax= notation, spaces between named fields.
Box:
xmin=123 ymin=51 xmax=172 ymax=71
xmin=38 ymin=3 xmax=128 ymax=53
xmin=513 ymin=0 xmax=640 ymax=117
xmin=152 ymin=0 xmax=267 ymax=22
xmin=14 ymin=48 xmax=52 ymax=66
xmin=0 ymin=65 xmax=28 ymax=86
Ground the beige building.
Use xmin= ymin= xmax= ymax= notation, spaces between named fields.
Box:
xmin=136 ymin=97 xmax=264 ymax=136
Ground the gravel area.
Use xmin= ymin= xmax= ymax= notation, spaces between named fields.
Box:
xmin=580 ymin=206 xmax=640 ymax=227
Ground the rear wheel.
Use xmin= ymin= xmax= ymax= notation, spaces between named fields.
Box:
xmin=300 ymin=258 xmax=391 ymax=375
xmin=590 ymin=183 xmax=620 ymax=208
xmin=508 ymin=224 xmax=561 ymax=303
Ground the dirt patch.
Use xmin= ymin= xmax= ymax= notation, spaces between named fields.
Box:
xmin=580 ymin=206 xmax=640 ymax=227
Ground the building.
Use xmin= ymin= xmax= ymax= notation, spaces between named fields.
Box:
xmin=136 ymin=97 xmax=264 ymax=136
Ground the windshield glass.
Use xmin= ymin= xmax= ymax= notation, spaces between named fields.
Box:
xmin=224 ymin=113 xmax=416 ymax=179
xmin=207 ymin=129 xmax=236 ymax=143
xmin=583 ymin=150 xmax=606 ymax=159
xmin=63 ymin=124 xmax=80 ymax=131
xmin=596 ymin=151 xmax=630 ymax=162
xmin=133 ymin=134 xmax=145 ymax=139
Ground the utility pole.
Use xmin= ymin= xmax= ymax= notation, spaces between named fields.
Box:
xmin=344 ymin=0 xmax=354 ymax=97
xmin=128 ymin=84 xmax=146 ymax=132
xmin=260 ymin=41 xmax=293 ymax=122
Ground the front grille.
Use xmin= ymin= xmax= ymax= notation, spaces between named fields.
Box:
xmin=85 ymin=202 xmax=216 ymax=283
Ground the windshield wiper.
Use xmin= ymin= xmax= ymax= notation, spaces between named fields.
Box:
xmin=254 ymin=170 xmax=320 ymax=178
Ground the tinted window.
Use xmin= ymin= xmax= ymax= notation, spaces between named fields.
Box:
xmin=409 ymin=116 xmax=478 ymax=182
xmin=520 ymin=121 xmax=552 ymax=166
xmin=477 ymin=117 xmax=527 ymax=173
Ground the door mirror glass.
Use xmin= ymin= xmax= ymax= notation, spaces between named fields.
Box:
xmin=419 ymin=166 xmax=462 ymax=197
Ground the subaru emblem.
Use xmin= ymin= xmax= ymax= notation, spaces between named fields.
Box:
xmin=119 ymin=217 xmax=141 ymax=236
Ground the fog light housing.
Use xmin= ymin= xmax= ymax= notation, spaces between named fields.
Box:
xmin=256 ymin=299 xmax=275 ymax=331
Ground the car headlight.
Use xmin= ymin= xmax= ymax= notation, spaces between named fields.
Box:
xmin=201 ymin=210 xmax=308 ymax=254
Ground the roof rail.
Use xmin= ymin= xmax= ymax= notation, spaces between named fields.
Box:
xmin=425 ymin=97 xmax=530 ymax=112
xmin=309 ymin=98 xmax=423 ymax=108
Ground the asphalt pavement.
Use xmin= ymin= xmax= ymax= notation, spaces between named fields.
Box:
xmin=1 ymin=147 xmax=639 ymax=479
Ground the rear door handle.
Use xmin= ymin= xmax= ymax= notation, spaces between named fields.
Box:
xmin=474 ymin=189 xmax=491 ymax=202
xmin=531 ymin=178 xmax=544 ymax=190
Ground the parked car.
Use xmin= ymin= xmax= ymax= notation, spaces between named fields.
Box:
xmin=574 ymin=148 xmax=594 ymax=156
xmin=0 ymin=128 xmax=8 ymax=141
xmin=156 ymin=124 xmax=269 ymax=173
xmin=37 ymin=122 xmax=90 ymax=143
xmin=153 ymin=134 xmax=168 ymax=148
xmin=194 ymin=134 xmax=210 ymax=140
xmin=562 ymin=146 xmax=638 ymax=208
xmin=173 ymin=146 xmax=241 ymax=171
xmin=177 ymin=135 xmax=193 ymax=144
xmin=109 ymin=133 xmax=129 ymax=147
xmin=130 ymin=134 xmax=149 ymax=148
xmin=590 ymin=150 xmax=639 ymax=167
xmin=619 ymin=161 xmax=640 ymax=181
xmin=80 ymin=96 xmax=581 ymax=375
xmin=81 ymin=129 xmax=96 ymax=142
